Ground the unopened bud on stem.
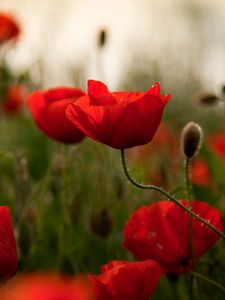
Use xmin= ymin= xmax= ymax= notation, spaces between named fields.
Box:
xmin=181 ymin=122 xmax=203 ymax=158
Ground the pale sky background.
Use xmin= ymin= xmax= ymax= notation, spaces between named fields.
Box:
xmin=0 ymin=0 xmax=225 ymax=97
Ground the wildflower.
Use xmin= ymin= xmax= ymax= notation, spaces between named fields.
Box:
xmin=123 ymin=200 xmax=224 ymax=275
xmin=0 ymin=14 xmax=19 ymax=43
xmin=88 ymin=260 xmax=161 ymax=300
xmin=28 ymin=87 xmax=86 ymax=143
xmin=66 ymin=80 xmax=170 ymax=149
xmin=1 ymin=274 xmax=94 ymax=300
xmin=0 ymin=206 xmax=18 ymax=281
xmin=2 ymin=85 xmax=26 ymax=114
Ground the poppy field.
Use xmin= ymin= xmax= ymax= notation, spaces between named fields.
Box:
xmin=0 ymin=5 xmax=225 ymax=300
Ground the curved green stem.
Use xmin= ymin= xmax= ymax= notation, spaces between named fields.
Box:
xmin=191 ymin=271 xmax=225 ymax=293
xmin=121 ymin=149 xmax=225 ymax=239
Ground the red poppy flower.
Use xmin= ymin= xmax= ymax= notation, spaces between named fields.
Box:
xmin=88 ymin=260 xmax=161 ymax=300
xmin=28 ymin=87 xmax=86 ymax=144
xmin=1 ymin=274 xmax=94 ymax=300
xmin=66 ymin=80 xmax=170 ymax=149
xmin=0 ymin=206 xmax=18 ymax=281
xmin=123 ymin=200 xmax=224 ymax=275
xmin=2 ymin=85 xmax=26 ymax=114
xmin=0 ymin=14 xmax=19 ymax=43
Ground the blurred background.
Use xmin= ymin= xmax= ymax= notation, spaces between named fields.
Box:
xmin=0 ymin=0 xmax=225 ymax=94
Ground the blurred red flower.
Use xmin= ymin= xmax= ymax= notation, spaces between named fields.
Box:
xmin=2 ymin=85 xmax=26 ymax=114
xmin=88 ymin=260 xmax=161 ymax=300
xmin=123 ymin=200 xmax=224 ymax=275
xmin=0 ymin=206 xmax=18 ymax=281
xmin=0 ymin=14 xmax=19 ymax=43
xmin=129 ymin=122 xmax=177 ymax=160
xmin=128 ymin=122 xmax=178 ymax=186
xmin=66 ymin=80 xmax=170 ymax=149
xmin=1 ymin=274 xmax=94 ymax=300
xmin=28 ymin=87 xmax=86 ymax=144
xmin=207 ymin=132 xmax=225 ymax=161
xmin=191 ymin=131 xmax=225 ymax=187
xmin=191 ymin=158 xmax=211 ymax=187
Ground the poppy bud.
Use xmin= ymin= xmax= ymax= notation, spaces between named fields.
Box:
xmin=181 ymin=122 xmax=203 ymax=158
xmin=90 ymin=208 xmax=112 ymax=238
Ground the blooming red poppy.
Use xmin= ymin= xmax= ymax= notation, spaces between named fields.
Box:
xmin=1 ymin=274 xmax=94 ymax=300
xmin=66 ymin=80 xmax=170 ymax=149
xmin=0 ymin=206 xmax=18 ymax=281
xmin=88 ymin=260 xmax=161 ymax=300
xmin=28 ymin=87 xmax=86 ymax=144
xmin=123 ymin=200 xmax=224 ymax=275
xmin=0 ymin=14 xmax=19 ymax=43
xmin=2 ymin=85 xmax=27 ymax=114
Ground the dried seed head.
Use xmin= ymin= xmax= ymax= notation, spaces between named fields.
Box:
xmin=98 ymin=29 xmax=107 ymax=48
xmin=90 ymin=208 xmax=112 ymax=238
xmin=181 ymin=122 xmax=203 ymax=158
xmin=199 ymin=94 xmax=220 ymax=106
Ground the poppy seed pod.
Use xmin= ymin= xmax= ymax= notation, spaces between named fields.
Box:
xmin=181 ymin=122 xmax=203 ymax=158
